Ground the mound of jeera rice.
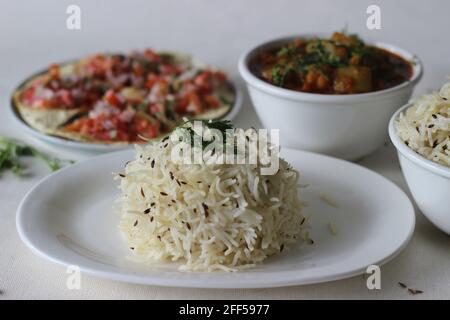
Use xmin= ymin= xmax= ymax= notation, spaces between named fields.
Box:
xmin=395 ymin=81 xmax=450 ymax=167
xmin=116 ymin=120 xmax=307 ymax=271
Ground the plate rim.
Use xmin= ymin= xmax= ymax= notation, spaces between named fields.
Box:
xmin=16 ymin=148 xmax=416 ymax=288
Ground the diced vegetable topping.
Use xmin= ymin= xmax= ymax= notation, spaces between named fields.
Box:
xmin=20 ymin=50 xmax=232 ymax=142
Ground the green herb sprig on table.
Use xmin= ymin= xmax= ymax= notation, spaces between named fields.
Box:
xmin=0 ymin=137 xmax=73 ymax=178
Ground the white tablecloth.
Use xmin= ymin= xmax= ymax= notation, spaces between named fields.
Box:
xmin=1 ymin=0 xmax=449 ymax=299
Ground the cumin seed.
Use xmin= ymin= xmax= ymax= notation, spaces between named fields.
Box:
xmin=151 ymin=159 xmax=155 ymax=168
xmin=144 ymin=208 xmax=151 ymax=214
xmin=202 ymin=203 xmax=209 ymax=217
xmin=408 ymin=288 xmax=424 ymax=295
xmin=186 ymin=222 xmax=191 ymax=230
xmin=140 ymin=187 xmax=145 ymax=198
xmin=133 ymin=220 xmax=138 ymax=227
xmin=119 ymin=173 xmax=125 ymax=178
xmin=398 ymin=282 xmax=407 ymax=289
xmin=160 ymin=192 xmax=168 ymax=196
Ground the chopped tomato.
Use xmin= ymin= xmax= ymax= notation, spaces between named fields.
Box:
xmin=159 ymin=64 xmax=180 ymax=75
xmin=133 ymin=115 xmax=160 ymax=139
xmin=22 ymin=87 xmax=35 ymax=104
xmin=174 ymin=96 xmax=189 ymax=114
xmin=59 ymin=89 xmax=74 ymax=107
xmin=143 ymin=49 xmax=161 ymax=62
xmin=213 ymin=71 xmax=227 ymax=82
xmin=145 ymin=74 xmax=159 ymax=89
xmin=204 ymin=95 xmax=219 ymax=108
xmin=187 ymin=92 xmax=203 ymax=113
xmin=104 ymin=89 xmax=122 ymax=108
xmin=149 ymin=103 xmax=161 ymax=114
xmin=132 ymin=62 xmax=144 ymax=77
xmin=49 ymin=64 xmax=60 ymax=80
xmin=32 ymin=99 xmax=54 ymax=108
xmin=87 ymin=54 xmax=109 ymax=77
xmin=194 ymin=71 xmax=212 ymax=92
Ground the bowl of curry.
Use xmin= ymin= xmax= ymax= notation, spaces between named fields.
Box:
xmin=238 ymin=32 xmax=422 ymax=160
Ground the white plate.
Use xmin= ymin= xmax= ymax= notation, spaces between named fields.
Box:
xmin=16 ymin=148 xmax=415 ymax=288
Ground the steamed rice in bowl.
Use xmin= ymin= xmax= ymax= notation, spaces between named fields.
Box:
xmin=390 ymin=81 xmax=450 ymax=233
xmin=395 ymin=81 xmax=450 ymax=167
xmin=115 ymin=121 xmax=307 ymax=271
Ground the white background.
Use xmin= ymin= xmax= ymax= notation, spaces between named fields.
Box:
xmin=1 ymin=0 xmax=450 ymax=299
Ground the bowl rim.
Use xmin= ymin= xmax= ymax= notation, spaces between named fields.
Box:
xmin=389 ymin=102 xmax=450 ymax=178
xmin=238 ymin=34 xmax=423 ymax=102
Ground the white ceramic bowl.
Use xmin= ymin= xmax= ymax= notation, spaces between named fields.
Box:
xmin=239 ymin=35 xmax=422 ymax=160
xmin=389 ymin=103 xmax=450 ymax=234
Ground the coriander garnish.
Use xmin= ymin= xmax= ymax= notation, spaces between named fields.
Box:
xmin=0 ymin=137 xmax=72 ymax=178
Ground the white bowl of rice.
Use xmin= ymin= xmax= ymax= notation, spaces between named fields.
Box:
xmin=389 ymin=81 xmax=450 ymax=234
